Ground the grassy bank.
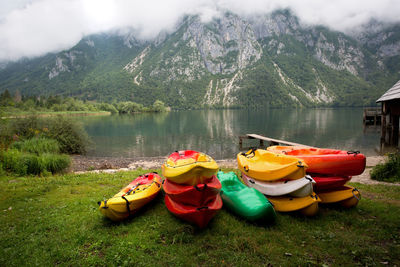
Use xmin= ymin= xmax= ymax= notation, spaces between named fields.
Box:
xmin=0 ymin=169 xmax=399 ymax=266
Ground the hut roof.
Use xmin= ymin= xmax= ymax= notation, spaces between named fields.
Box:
xmin=377 ymin=79 xmax=400 ymax=102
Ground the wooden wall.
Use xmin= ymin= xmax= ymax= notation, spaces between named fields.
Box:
xmin=381 ymin=99 xmax=400 ymax=146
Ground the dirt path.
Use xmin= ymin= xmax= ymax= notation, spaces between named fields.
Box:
xmin=351 ymin=156 xmax=400 ymax=186
xmin=72 ymin=155 xmax=399 ymax=186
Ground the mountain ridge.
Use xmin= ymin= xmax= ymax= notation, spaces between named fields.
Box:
xmin=1 ymin=10 xmax=399 ymax=108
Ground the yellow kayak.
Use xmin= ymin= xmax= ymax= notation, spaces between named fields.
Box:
xmin=98 ymin=172 xmax=162 ymax=221
xmin=317 ymin=185 xmax=361 ymax=208
xmin=267 ymin=192 xmax=321 ymax=216
xmin=237 ymin=148 xmax=307 ymax=181
xmin=162 ymin=150 xmax=218 ymax=185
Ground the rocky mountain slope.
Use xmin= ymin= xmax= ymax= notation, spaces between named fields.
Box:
xmin=1 ymin=10 xmax=399 ymax=108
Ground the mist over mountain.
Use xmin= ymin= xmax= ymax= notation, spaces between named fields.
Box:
xmin=0 ymin=10 xmax=399 ymax=108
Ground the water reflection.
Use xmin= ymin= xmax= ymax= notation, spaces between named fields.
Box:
xmin=77 ymin=108 xmax=383 ymax=159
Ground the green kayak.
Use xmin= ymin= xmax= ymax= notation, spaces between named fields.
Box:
xmin=217 ymin=171 xmax=276 ymax=222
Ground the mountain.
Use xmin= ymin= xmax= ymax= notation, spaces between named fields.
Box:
xmin=1 ymin=10 xmax=399 ymax=108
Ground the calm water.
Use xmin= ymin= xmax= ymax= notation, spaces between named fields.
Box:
xmin=76 ymin=108 xmax=384 ymax=159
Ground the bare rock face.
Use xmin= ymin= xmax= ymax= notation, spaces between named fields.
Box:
xmin=184 ymin=13 xmax=262 ymax=75
xmin=313 ymin=33 xmax=364 ymax=76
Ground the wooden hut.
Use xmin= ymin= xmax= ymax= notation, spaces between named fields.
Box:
xmin=377 ymin=80 xmax=400 ymax=146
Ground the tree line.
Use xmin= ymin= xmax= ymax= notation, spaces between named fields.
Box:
xmin=0 ymin=90 xmax=169 ymax=114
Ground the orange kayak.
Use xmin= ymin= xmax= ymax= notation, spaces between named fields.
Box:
xmin=267 ymin=146 xmax=366 ymax=176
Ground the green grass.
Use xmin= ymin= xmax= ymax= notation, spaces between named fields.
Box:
xmin=0 ymin=170 xmax=399 ymax=266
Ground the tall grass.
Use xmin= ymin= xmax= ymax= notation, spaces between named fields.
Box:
xmin=11 ymin=137 xmax=60 ymax=155
xmin=0 ymin=149 xmax=70 ymax=175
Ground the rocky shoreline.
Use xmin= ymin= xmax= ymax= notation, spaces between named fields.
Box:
xmin=71 ymin=155 xmax=400 ymax=186
xmin=71 ymin=155 xmax=238 ymax=173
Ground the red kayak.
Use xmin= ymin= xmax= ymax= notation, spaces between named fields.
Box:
xmin=165 ymin=194 xmax=222 ymax=228
xmin=267 ymin=146 xmax=366 ymax=176
xmin=311 ymin=175 xmax=352 ymax=192
xmin=163 ymin=176 xmax=221 ymax=206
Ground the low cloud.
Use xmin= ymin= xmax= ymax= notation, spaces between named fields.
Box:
xmin=0 ymin=0 xmax=399 ymax=62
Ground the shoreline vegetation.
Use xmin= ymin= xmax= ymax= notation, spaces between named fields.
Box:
xmin=0 ymin=90 xmax=170 ymax=117
xmin=1 ymin=111 xmax=111 ymax=119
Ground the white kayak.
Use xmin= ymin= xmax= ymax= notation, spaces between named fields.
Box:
xmin=242 ymin=173 xmax=315 ymax=197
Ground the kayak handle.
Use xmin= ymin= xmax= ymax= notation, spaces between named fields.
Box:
xmin=241 ymin=147 xmax=257 ymax=158
xmin=248 ymin=179 xmax=255 ymax=184
xmin=352 ymin=188 xmax=361 ymax=201
xmin=121 ymin=196 xmax=131 ymax=214
xmin=197 ymin=206 xmax=209 ymax=211
xmin=243 ymin=165 xmax=249 ymax=172
xmin=305 ymin=175 xmax=313 ymax=182
xmin=347 ymin=151 xmax=360 ymax=156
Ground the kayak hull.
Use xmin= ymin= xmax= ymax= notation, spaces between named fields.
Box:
xmin=311 ymin=175 xmax=352 ymax=191
xmin=165 ymin=194 xmax=222 ymax=228
xmin=163 ymin=176 xmax=221 ymax=206
xmin=242 ymin=173 xmax=315 ymax=197
xmin=98 ymin=172 xmax=162 ymax=221
xmin=267 ymin=192 xmax=321 ymax=216
xmin=162 ymin=150 xmax=218 ymax=185
xmin=237 ymin=149 xmax=307 ymax=181
xmin=218 ymin=171 xmax=276 ymax=222
xmin=317 ymin=185 xmax=361 ymax=208
xmin=267 ymin=146 xmax=366 ymax=176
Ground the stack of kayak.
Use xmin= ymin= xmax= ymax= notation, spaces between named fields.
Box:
xmin=237 ymin=148 xmax=320 ymax=216
xmin=98 ymin=172 xmax=163 ymax=221
xmin=267 ymin=146 xmax=365 ymax=208
xmin=162 ymin=150 xmax=222 ymax=228
xmin=217 ymin=171 xmax=276 ymax=222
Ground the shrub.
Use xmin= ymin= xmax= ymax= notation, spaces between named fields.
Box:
xmin=98 ymin=103 xmax=118 ymax=114
xmin=10 ymin=116 xmax=39 ymax=139
xmin=41 ymin=117 xmax=90 ymax=154
xmin=116 ymin=101 xmax=144 ymax=114
xmin=370 ymin=153 xmax=400 ymax=183
xmin=152 ymin=100 xmax=167 ymax=112
xmin=11 ymin=137 xmax=60 ymax=155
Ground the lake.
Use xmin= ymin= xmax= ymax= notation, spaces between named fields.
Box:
xmin=77 ymin=108 xmax=384 ymax=159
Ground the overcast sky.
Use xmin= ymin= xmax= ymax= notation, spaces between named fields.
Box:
xmin=0 ymin=0 xmax=399 ymax=62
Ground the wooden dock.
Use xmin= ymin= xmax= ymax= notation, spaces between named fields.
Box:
xmin=363 ymin=107 xmax=381 ymax=125
xmin=239 ymin=134 xmax=312 ymax=149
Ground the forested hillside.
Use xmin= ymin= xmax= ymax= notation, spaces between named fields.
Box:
xmin=1 ymin=10 xmax=399 ymax=108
